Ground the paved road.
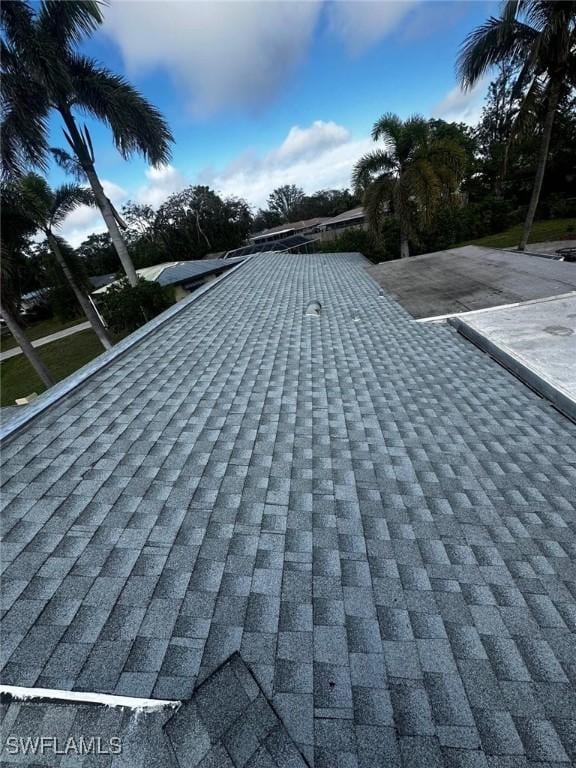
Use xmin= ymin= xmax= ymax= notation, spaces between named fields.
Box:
xmin=0 ymin=321 xmax=91 ymax=362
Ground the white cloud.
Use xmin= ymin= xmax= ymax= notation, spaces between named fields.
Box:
xmin=103 ymin=0 xmax=321 ymax=116
xmin=102 ymin=2 xmax=432 ymax=114
xmin=272 ymin=120 xmax=350 ymax=165
xmin=198 ymin=120 xmax=370 ymax=209
xmin=432 ymin=77 xmax=490 ymax=126
xmin=328 ymin=0 xmax=420 ymax=54
xmin=137 ymin=164 xmax=188 ymax=208
xmin=59 ymin=180 xmax=127 ymax=248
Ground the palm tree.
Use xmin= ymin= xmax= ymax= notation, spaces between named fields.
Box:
xmin=353 ymin=114 xmax=466 ymax=258
xmin=18 ymin=174 xmax=113 ymax=350
xmin=458 ymin=0 xmax=576 ymax=251
xmin=0 ymin=182 xmax=54 ymax=388
xmin=1 ymin=0 xmax=173 ymax=285
xmin=0 ymin=299 xmax=54 ymax=390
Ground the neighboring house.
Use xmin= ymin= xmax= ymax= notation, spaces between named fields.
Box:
xmin=315 ymin=206 xmax=367 ymax=241
xmin=88 ymin=273 xmax=116 ymax=291
xmin=91 ymin=258 xmax=244 ymax=301
xmin=249 ymin=217 xmax=330 ymax=246
xmin=1 ymin=252 xmax=575 ymax=767
xmin=248 ymin=208 xmax=367 ymax=248
xmin=19 ymin=288 xmax=50 ymax=316
xmin=223 ymin=234 xmax=314 ymax=259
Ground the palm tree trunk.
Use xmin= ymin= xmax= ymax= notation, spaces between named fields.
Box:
xmin=82 ymin=165 xmax=139 ymax=287
xmin=396 ymin=176 xmax=410 ymax=258
xmin=58 ymin=107 xmax=139 ymax=286
xmin=46 ymin=232 xmax=113 ymax=351
xmin=0 ymin=299 xmax=54 ymax=389
xmin=400 ymin=231 xmax=410 ymax=259
xmin=518 ymin=79 xmax=561 ymax=252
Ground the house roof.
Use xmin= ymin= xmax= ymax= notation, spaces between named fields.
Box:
xmin=0 ymin=654 xmax=307 ymax=767
xmin=156 ymin=257 xmax=244 ymax=287
xmin=225 ymin=234 xmax=313 ymax=258
xmin=89 ymin=273 xmax=116 ymax=290
xmin=366 ymin=245 xmax=576 ymax=320
xmin=1 ymin=252 xmax=576 ymax=767
xmin=250 ymin=217 xmax=329 ymax=241
xmin=92 ymin=258 xmax=242 ymax=294
xmin=320 ymin=206 xmax=365 ymax=227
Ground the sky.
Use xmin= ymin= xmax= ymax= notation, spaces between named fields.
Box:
xmin=52 ymin=0 xmax=500 ymax=246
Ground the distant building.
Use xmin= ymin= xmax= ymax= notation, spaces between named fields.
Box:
xmin=92 ymin=258 xmax=243 ymax=301
xmin=224 ymin=234 xmax=314 ymax=259
xmin=315 ymin=206 xmax=366 ymax=240
xmin=89 ymin=273 xmax=116 ymax=291
xmin=249 ymin=217 xmax=329 ymax=246
xmin=247 ymin=208 xmax=367 ymax=248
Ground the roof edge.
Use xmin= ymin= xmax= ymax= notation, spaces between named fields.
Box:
xmin=0 ymin=684 xmax=177 ymax=711
xmin=449 ymin=313 xmax=576 ymax=423
xmin=0 ymin=256 xmax=251 ymax=443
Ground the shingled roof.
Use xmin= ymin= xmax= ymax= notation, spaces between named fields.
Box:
xmin=1 ymin=252 xmax=576 ymax=767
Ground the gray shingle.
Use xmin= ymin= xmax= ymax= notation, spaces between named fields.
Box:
xmin=2 ymin=252 xmax=576 ymax=766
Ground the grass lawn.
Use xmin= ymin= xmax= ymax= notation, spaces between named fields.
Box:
xmin=0 ymin=330 xmax=105 ymax=407
xmin=458 ymin=218 xmax=576 ymax=249
xmin=0 ymin=316 xmax=86 ymax=353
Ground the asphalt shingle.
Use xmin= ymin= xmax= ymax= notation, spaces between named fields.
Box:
xmin=1 ymin=252 xmax=575 ymax=767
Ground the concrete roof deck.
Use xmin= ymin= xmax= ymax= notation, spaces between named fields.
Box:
xmin=1 ymin=252 xmax=576 ymax=767
xmin=366 ymin=245 xmax=576 ymax=320
xmin=450 ymin=293 xmax=576 ymax=422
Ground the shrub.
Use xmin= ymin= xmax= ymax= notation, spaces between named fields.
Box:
xmin=546 ymin=195 xmax=576 ymax=219
xmin=48 ymin=285 xmax=82 ymax=322
xmin=416 ymin=196 xmax=518 ymax=253
xmin=97 ymin=278 xmax=175 ymax=335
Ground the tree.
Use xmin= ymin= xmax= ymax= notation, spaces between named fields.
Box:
xmin=77 ymin=233 xmax=118 ymax=276
xmin=474 ymin=62 xmax=524 ymax=195
xmin=293 ymin=189 xmax=358 ymax=220
xmin=352 ymin=114 xmax=466 ymax=258
xmin=17 ymin=174 xmax=113 ymax=349
xmin=458 ymin=0 xmax=576 ymax=250
xmin=267 ymin=185 xmax=305 ymax=222
xmin=252 ymin=208 xmax=283 ymax=232
xmin=155 ymin=186 xmax=252 ymax=260
xmin=120 ymin=201 xmax=164 ymax=268
xmin=0 ymin=181 xmax=54 ymax=387
xmin=1 ymin=0 xmax=173 ymax=283
xmin=97 ymin=278 xmax=174 ymax=335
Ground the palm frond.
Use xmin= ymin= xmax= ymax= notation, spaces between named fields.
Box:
xmin=67 ymin=54 xmax=173 ymax=165
xmin=363 ymin=174 xmax=396 ymax=232
xmin=371 ymin=112 xmax=403 ymax=146
xmin=17 ymin=173 xmax=52 ymax=228
xmin=1 ymin=75 xmax=50 ymax=177
xmin=427 ymin=138 xmax=467 ymax=178
xmin=0 ymin=1 xmax=35 ymax=55
xmin=508 ymin=74 xmax=544 ymax=140
xmin=401 ymin=160 xmax=442 ymax=222
xmin=0 ymin=40 xmax=21 ymax=73
xmin=457 ymin=15 xmax=538 ymax=88
xmin=51 ymin=147 xmax=87 ymax=181
xmin=50 ymin=184 xmax=94 ymax=228
xmin=523 ymin=0 xmax=573 ymax=33
xmin=399 ymin=116 xmax=430 ymax=162
xmin=352 ymin=150 xmax=396 ymax=195
xmin=37 ymin=0 xmax=105 ymax=47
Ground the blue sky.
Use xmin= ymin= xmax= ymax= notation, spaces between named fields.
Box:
xmin=55 ymin=0 xmax=499 ymax=244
